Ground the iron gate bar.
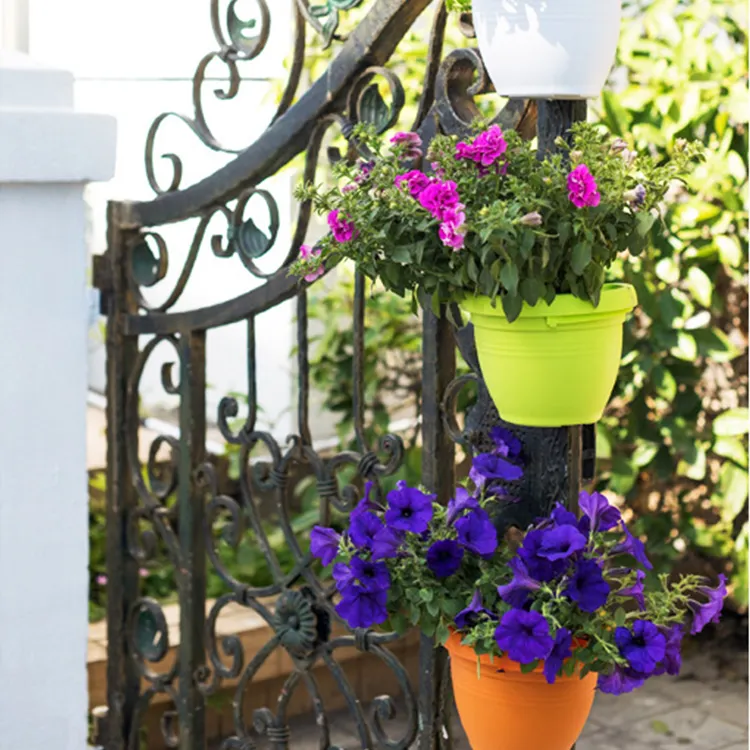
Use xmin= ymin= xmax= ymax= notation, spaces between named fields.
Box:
xmin=97 ymin=2 xmax=595 ymax=748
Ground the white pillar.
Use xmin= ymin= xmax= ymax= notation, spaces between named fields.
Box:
xmin=0 ymin=52 xmax=116 ymax=750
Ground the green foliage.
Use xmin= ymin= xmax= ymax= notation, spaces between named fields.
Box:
xmin=594 ymin=0 xmax=748 ymax=607
xmin=293 ymin=122 xmax=701 ymax=321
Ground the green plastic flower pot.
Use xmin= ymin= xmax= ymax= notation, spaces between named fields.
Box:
xmin=460 ymin=283 xmax=637 ymax=427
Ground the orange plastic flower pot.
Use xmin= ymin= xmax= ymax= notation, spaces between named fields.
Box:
xmin=445 ymin=631 xmax=597 ymax=750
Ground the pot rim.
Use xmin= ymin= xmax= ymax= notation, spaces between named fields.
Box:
xmin=460 ymin=282 xmax=637 ymax=320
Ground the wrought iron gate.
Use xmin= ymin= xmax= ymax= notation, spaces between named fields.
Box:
xmin=94 ymin=1 xmax=595 ymax=748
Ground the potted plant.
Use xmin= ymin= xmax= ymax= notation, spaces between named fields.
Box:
xmin=293 ymin=122 xmax=701 ymax=426
xmin=310 ymin=435 xmax=727 ymax=750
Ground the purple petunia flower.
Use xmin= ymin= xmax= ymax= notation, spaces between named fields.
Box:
xmin=310 ymin=526 xmax=341 ymax=567
xmin=653 ymin=624 xmax=683 ymax=677
xmin=495 ymin=609 xmax=554 ymax=665
xmin=455 ymin=590 xmax=496 ymax=630
xmin=497 ymin=556 xmax=541 ymax=609
xmin=426 ymin=539 xmax=465 ymax=578
xmin=370 ymin=526 xmax=403 ymax=562
xmin=333 ymin=561 xmax=355 ymax=590
xmin=395 ymin=169 xmax=431 ymax=198
xmin=471 ymin=452 xmax=524 ymax=482
xmin=550 ymin=502 xmax=580 ymax=529
xmin=519 ymin=529 xmax=569 ymax=582
xmin=348 ymin=556 xmax=390 ymax=592
xmin=624 ymin=183 xmax=647 ymax=208
xmin=446 ymin=486 xmax=480 ymax=525
xmin=543 ymin=628 xmax=573 ymax=685
xmin=384 ymin=481 xmax=435 ymax=535
xmin=355 ymin=160 xmax=375 ymax=184
xmin=349 ymin=511 xmax=383 ymax=550
xmin=537 ymin=525 xmax=587 ymax=561
xmin=327 ymin=209 xmax=358 ymax=243
xmin=335 ymin=583 xmax=388 ymax=629
xmin=489 ymin=426 xmax=523 ymax=458
xmin=613 ymin=525 xmax=653 ymax=570
xmin=689 ymin=574 xmax=727 ymax=635
xmin=598 ymin=666 xmax=646 ymax=695
xmin=615 ymin=619 xmax=666 ymax=676
xmin=567 ymin=164 xmax=601 ymax=208
xmin=565 ymin=558 xmax=610 ymax=612
xmin=456 ymin=509 xmax=498 ymax=557
xmin=618 ymin=570 xmax=646 ymax=610
xmin=579 ymin=490 xmax=621 ymax=532
xmin=418 ymin=180 xmax=461 ymax=221
xmin=350 ymin=481 xmax=380 ymax=519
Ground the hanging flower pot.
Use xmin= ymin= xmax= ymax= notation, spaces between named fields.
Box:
xmin=445 ymin=630 xmax=597 ymax=750
xmin=472 ymin=0 xmax=622 ymax=99
xmin=460 ymin=283 xmax=637 ymax=427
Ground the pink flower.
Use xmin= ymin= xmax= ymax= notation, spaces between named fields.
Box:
xmin=298 ymin=245 xmax=325 ymax=283
xmin=395 ymin=170 xmax=431 ymax=197
xmin=327 ymin=209 xmax=357 ymax=243
xmin=567 ymin=164 xmax=601 ymax=208
xmin=439 ymin=223 xmax=466 ymax=251
xmin=391 ymin=131 xmax=423 ymax=160
xmin=430 ymin=161 xmax=446 ymax=179
xmin=355 ymin=160 xmax=375 ymax=184
xmin=455 ymin=141 xmax=477 ymax=161
xmin=455 ymin=125 xmax=508 ymax=168
xmin=519 ymin=211 xmax=543 ymax=227
xmin=96 ymin=575 xmax=107 ymax=586
xmin=418 ymin=180 xmax=461 ymax=220
xmin=341 ymin=183 xmax=358 ymax=194
xmin=139 ymin=568 xmax=149 ymax=578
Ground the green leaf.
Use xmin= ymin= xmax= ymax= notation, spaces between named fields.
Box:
xmin=718 ymin=462 xmax=748 ymax=522
xmin=390 ymin=246 xmax=411 ymax=264
xmin=520 ymin=278 xmax=543 ymax=306
xmin=685 ymin=266 xmax=713 ymax=307
xmin=632 ymin=440 xmax=660 ymax=467
xmin=653 ymin=365 xmax=677 ymax=401
xmin=499 ymin=262 xmax=519 ymax=295
xmin=571 ymin=242 xmax=592 ymax=275
xmin=636 ymin=211 xmax=657 ymax=238
xmin=670 ymin=331 xmax=697 ymax=361
xmin=713 ymin=408 xmax=749 ymax=437
xmin=650 ymin=720 xmax=671 ymax=736
xmin=519 ymin=229 xmax=535 ymax=259
xmin=614 ymin=608 xmax=627 ymax=627
xmin=520 ymin=660 xmax=539 ymax=674
xmin=558 ymin=222 xmax=571 ymax=246
xmin=715 ymin=235 xmax=742 ymax=267
xmin=419 ymin=587 xmax=434 ymax=603
xmin=501 ymin=292 xmax=523 ymax=322
xmin=655 ymin=257 xmax=680 ymax=284
xmin=359 ymin=83 xmax=390 ymax=132
xmin=713 ymin=436 xmax=748 ymax=468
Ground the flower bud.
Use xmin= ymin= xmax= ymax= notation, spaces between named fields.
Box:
xmin=610 ymin=138 xmax=628 ymax=154
xmin=621 ymin=149 xmax=637 ymax=167
xmin=624 ymin=184 xmax=647 ymax=207
xmin=519 ymin=211 xmax=543 ymax=227
xmin=570 ymin=150 xmax=583 ymax=164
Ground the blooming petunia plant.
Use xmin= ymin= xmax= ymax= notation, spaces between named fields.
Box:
xmin=311 ymin=439 xmax=727 ymax=695
xmin=292 ymin=121 xmax=702 ymax=321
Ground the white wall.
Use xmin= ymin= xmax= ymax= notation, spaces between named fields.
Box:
xmin=28 ymin=0 xmax=299 ymax=440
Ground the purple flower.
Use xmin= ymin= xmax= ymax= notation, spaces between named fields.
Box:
xmin=598 ymin=666 xmax=646 ymax=695
xmin=349 ymin=512 xmax=383 ymax=550
xmin=310 ymin=526 xmax=341 ymax=567
xmin=565 ymin=558 xmax=610 ymax=612
xmin=348 ymin=556 xmax=390 ymax=592
xmin=371 ymin=527 xmax=403 ymax=561
xmin=537 ymin=525 xmax=587 ymax=561
xmin=613 ymin=525 xmax=653 ymax=570
xmin=355 ymin=160 xmax=375 ymax=184
xmin=494 ymin=609 xmax=554 ymax=664
xmin=384 ymin=481 xmax=435 ymax=535
xmin=471 ymin=452 xmax=524 ymax=482
xmin=550 ymin=502 xmax=579 ymax=529
xmin=418 ymin=180 xmax=461 ymax=220
xmin=689 ymin=574 xmax=727 ymax=634
xmin=426 ymin=539 xmax=464 ymax=578
xmin=653 ymin=624 xmax=683 ymax=676
xmin=624 ymin=184 xmax=647 ymax=208
xmin=327 ymin=209 xmax=357 ymax=243
xmin=519 ymin=211 xmax=543 ymax=227
xmin=455 ymin=590 xmax=496 ymax=630
xmin=335 ymin=584 xmax=388 ymax=629
xmin=618 ymin=570 xmax=646 ymax=610
xmin=456 ymin=509 xmax=498 ymax=557
xmin=298 ymin=245 xmax=325 ymax=283
xmin=394 ymin=169 xmax=431 ymax=198
xmin=489 ymin=427 xmax=522 ymax=458
xmin=391 ymin=131 xmax=423 ymax=160
xmin=332 ymin=562 xmax=355 ymax=589
xmin=446 ymin=486 xmax=480 ymax=525
xmin=567 ymin=164 xmax=601 ymax=208
xmin=578 ymin=491 xmax=621 ymax=532
xmin=543 ymin=628 xmax=573 ymax=685
xmin=614 ymin=619 xmax=666 ymax=675
xmin=519 ymin=529 xmax=569 ymax=582
xmin=497 ymin=556 xmax=541 ymax=609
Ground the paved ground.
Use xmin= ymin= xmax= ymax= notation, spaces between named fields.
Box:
xmin=285 ymin=647 xmax=748 ymax=750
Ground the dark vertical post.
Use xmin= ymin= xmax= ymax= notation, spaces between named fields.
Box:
xmin=177 ymin=329 xmax=207 ymax=749
xmin=102 ymin=201 xmax=141 ymax=750
xmin=419 ymin=303 xmax=456 ymax=750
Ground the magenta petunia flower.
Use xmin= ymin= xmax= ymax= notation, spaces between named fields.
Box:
xmin=439 ymin=222 xmax=466 ymax=251
xmin=455 ymin=125 xmax=508 ymax=168
xmin=327 ymin=209 xmax=358 ymax=243
xmin=567 ymin=164 xmax=601 ymax=208
xmin=298 ymin=244 xmax=325 ymax=282
xmin=394 ymin=169 xmax=431 ymax=198
xmin=418 ymin=180 xmax=461 ymax=220
xmin=390 ymin=131 xmax=423 ymax=160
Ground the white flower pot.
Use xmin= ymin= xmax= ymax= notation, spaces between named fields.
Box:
xmin=472 ymin=0 xmax=622 ymax=100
